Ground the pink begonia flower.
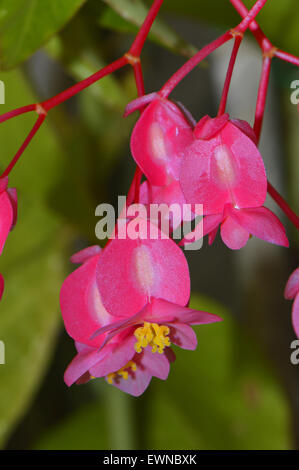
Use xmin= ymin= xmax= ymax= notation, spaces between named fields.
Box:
xmin=180 ymin=204 xmax=289 ymax=250
xmin=130 ymin=97 xmax=194 ymax=187
xmin=60 ymin=223 xmax=221 ymax=396
xmin=0 ymin=177 xmax=18 ymax=254
xmin=285 ymin=268 xmax=299 ymax=338
xmin=179 ymin=114 xmax=267 ymax=215
xmin=130 ymin=97 xmax=267 ymax=217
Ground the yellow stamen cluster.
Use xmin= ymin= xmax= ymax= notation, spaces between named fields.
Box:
xmin=106 ymin=361 xmax=137 ymax=384
xmin=134 ymin=322 xmax=171 ymax=354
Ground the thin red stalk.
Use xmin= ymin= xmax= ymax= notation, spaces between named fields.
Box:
xmin=42 ymin=57 xmax=127 ymax=112
xmin=230 ymin=0 xmax=272 ymax=52
xmin=160 ymin=0 xmax=268 ymax=99
xmin=274 ymin=49 xmax=299 ymax=67
xmin=160 ymin=31 xmax=232 ymax=98
xmin=218 ymin=36 xmax=242 ymax=116
xmin=133 ymin=61 xmax=145 ymax=97
xmin=0 ymin=104 xmax=36 ymax=124
xmin=127 ymin=62 xmax=146 ymax=206
xmin=236 ymin=0 xmax=268 ymax=33
xmin=254 ymin=56 xmax=271 ymax=143
xmin=1 ymin=115 xmax=46 ymax=178
xmin=129 ymin=0 xmax=164 ymax=57
xmin=267 ymin=181 xmax=299 ymax=229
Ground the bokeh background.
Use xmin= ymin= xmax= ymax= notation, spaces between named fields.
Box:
xmin=0 ymin=0 xmax=298 ymax=450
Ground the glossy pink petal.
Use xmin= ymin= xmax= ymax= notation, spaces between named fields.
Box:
xmin=0 ymin=273 xmax=4 ymax=301
xmin=139 ymin=346 xmax=171 ymax=380
xmin=292 ymin=295 xmax=299 ymax=338
xmin=60 ymin=253 xmax=116 ymax=348
xmin=139 ymin=180 xmax=194 ymax=232
xmin=231 ymin=206 xmax=289 ymax=247
xmin=169 ymin=323 xmax=197 ymax=350
xmin=70 ymin=245 xmax=101 ymax=264
xmin=220 ymin=215 xmax=249 ymax=250
xmin=64 ymin=345 xmax=104 ymax=386
xmin=0 ymin=191 xmax=13 ymax=254
xmin=180 ymin=213 xmax=222 ymax=247
xmin=109 ymin=361 xmax=152 ymax=397
xmin=180 ymin=118 xmax=267 ymax=215
xmin=194 ymin=114 xmax=229 ymax=140
xmin=130 ymin=98 xmax=193 ymax=186
xmin=96 ymin=226 xmax=190 ymax=317
xmin=285 ymin=268 xmax=299 ymax=300
xmin=108 ymin=348 xmax=170 ymax=397
xmin=7 ymin=188 xmax=17 ymax=228
xmin=89 ymin=333 xmax=136 ymax=378
xmin=230 ymin=118 xmax=257 ymax=144
xmin=145 ymin=298 xmax=222 ymax=326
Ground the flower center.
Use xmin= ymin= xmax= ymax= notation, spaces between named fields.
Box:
xmin=106 ymin=361 xmax=137 ymax=384
xmin=134 ymin=322 xmax=171 ymax=354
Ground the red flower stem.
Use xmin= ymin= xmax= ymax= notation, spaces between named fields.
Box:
xmin=0 ymin=104 xmax=36 ymax=124
xmin=274 ymin=49 xmax=299 ymax=67
xmin=235 ymin=0 xmax=268 ymax=34
xmin=254 ymin=55 xmax=271 ymax=143
xmin=127 ymin=62 xmax=146 ymax=206
xmin=0 ymin=0 xmax=164 ymax=179
xmin=129 ymin=0 xmax=165 ymax=57
xmin=160 ymin=0 xmax=268 ymax=99
xmin=132 ymin=61 xmax=145 ymax=97
xmin=160 ymin=31 xmax=233 ymax=98
xmin=267 ymin=181 xmax=299 ymax=229
xmin=42 ymin=57 xmax=128 ymax=112
xmin=217 ymin=35 xmax=242 ymax=116
xmin=1 ymin=115 xmax=46 ymax=178
xmin=229 ymin=0 xmax=273 ymax=52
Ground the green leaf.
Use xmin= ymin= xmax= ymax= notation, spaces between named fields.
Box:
xmin=147 ymin=293 xmax=291 ymax=450
xmin=0 ymin=69 xmax=69 ymax=447
xmin=100 ymin=0 xmax=197 ymax=57
xmin=0 ymin=0 xmax=86 ymax=69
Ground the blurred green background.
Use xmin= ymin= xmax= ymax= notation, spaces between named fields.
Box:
xmin=0 ymin=0 xmax=298 ymax=450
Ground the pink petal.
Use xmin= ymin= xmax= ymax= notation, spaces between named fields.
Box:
xmin=292 ymin=295 xmax=299 ymax=338
xmin=220 ymin=215 xmax=249 ymax=250
xmin=0 ymin=191 xmax=13 ymax=254
xmin=90 ymin=333 xmax=136 ymax=378
xmin=7 ymin=188 xmax=18 ymax=228
xmin=70 ymin=245 xmax=101 ymax=264
xmin=231 ymin=206 xmax=289 ymax=247
xmin=169 ymin=323 xmax=197 ymax=350
xmin=0 ymin=273 xmax=4 ymax=301
xmin=208 ymin=227 xmax=219 ymax=245
xmin=107 ymin=348 xmax=171 ymax=397
xmin=145 ymin=298 xmax=222 ymax=325
xmin=60 ymin=253 xmax=116 ymax=348
xmin=139 ymin=180 xmax=195 ymax=232
xmin=285 ymin=268 xmax=299 ymax=300
xmin=181 ymin=213 xmax=222 ymax=247
xmin=109 ymin=363 xmax=152 ymax=397
xmin=130 ymin=98 xmax=193 ymax=186
xmin=139 ymin=346 xmax=170 ymax=380
xmin=180 ymin=120 xmax=267 ymax=215
xmin=96 ymin=226 xmax=190 ymax=317
xmin=230 ymin=118 xmax=257 ymax=144
xmin=64 ymin=347 xmax=104 ymax=387
xmin=194 ymin=114 xmax=229 ymax=140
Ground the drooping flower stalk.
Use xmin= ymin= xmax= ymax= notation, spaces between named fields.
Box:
xmin=218 ymin=34 xmax=243 ymax=116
